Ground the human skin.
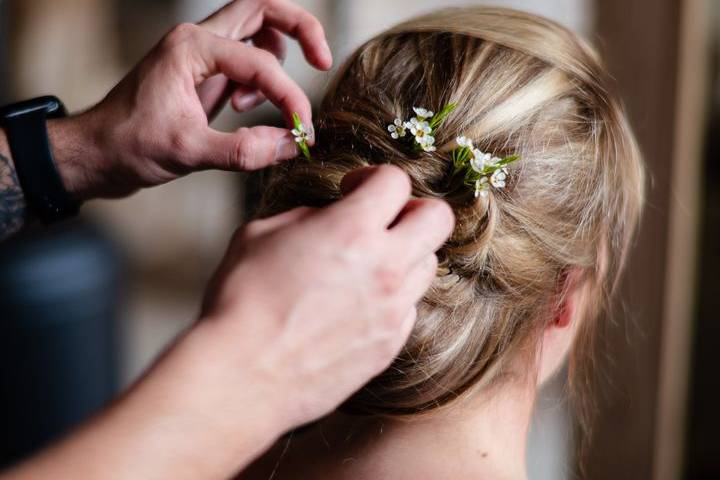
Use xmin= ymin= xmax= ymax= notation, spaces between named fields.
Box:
xmin=0 ymin=0 xmax=332 ymax=234
xmin=0 ymin=0 xmax=456 ymax=478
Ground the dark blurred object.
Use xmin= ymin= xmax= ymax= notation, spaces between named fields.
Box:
xmin=685 ymin=38 xmax=720 ymax=480
xmin=114 ymin=0 xmax=178 ymax=66
xmin=0 ymin=220 xmax=122 ymax=468
xmin=0 ymin=0 xmax=9 ymax=105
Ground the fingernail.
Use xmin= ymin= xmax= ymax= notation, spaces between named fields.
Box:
xmin=234 ymin=92 xmax=260 ymax=112
xmin=306 ymin=123 xmax=316 ymax=145
xmin=275 ymin=135 xmax=298 ymax=161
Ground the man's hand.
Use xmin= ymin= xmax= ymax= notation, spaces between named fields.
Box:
xmin=162 ymin=166 xmax=454 ymax=476
xmin=197 ymin=166 xmax=455 ymax=429
xmin=50 ymin=0 xmax=332 ymax=200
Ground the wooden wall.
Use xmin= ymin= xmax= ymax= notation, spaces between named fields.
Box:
xmin=589 ymin=0 xmax=709 ymax=478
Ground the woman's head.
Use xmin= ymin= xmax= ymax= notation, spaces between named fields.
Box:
xmin=257 ymin=7 xmax=644 ymax=420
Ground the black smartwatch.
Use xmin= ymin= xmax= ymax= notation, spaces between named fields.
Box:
xmin=0 ymin=96 xmax=79 ymax=223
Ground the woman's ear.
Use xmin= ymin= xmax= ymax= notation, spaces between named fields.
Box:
xmin=537 ymin=269 xmax=586 ymax=384
xmin=554 ymin=274 xmax=578 ymax=328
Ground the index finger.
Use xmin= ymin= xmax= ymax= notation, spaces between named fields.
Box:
xmin=200 ymin=0 xmax=332 ymax=70
xmin=194 ymin=29 xmax=312 ymax=127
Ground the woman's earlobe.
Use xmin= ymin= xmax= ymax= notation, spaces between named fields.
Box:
xmin=551 ymin=268 xmax=585 ymax=329
xmin=554 ymin=297 xmax=574 ymax=328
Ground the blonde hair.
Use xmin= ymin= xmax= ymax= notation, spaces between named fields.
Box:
xmin=257 ymin=7 xmax=645 ymax=426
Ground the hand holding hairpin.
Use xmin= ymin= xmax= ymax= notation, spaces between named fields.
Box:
xmin=292 ymin=112 xmax=313 ymax=161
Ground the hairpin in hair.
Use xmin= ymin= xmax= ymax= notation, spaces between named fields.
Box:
xmin=292 ymin=112 xmax=313 ymax=161
xmin=388 ymin=103 xmax=520 ymax=199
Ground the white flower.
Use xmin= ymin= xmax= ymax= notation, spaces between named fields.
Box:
xmin=475 ymin=177 xmax=490 ymax=198
xmin=408 ymin=118 xmax=432 ymax=144
xmin=387 ymin=118 xmax=407 ymax=139
xmin=490 ymin=167 xmax=508 ymax=189
xmin=413 ymin=107 xmax=434 ymax=121
xmin=487 ymin=156 xmax=501 ymax=167
xmin=292 ymin=123 xmax=310 ymax=144
xmin=419 ymin=136 xmax=437 ymax=152
xmin=470 ymin=149 xmax=492 ymax=173
xmin=456 ymin=136 xmax=473 ymax=149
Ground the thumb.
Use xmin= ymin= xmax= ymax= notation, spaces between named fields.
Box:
xmin=201 ymin=126 xmax=299 ymax=171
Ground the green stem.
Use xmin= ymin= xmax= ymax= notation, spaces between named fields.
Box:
xmin=429 ymin=103 xmax=457 ymax=129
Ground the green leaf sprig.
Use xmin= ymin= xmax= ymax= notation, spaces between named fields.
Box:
xmin=428 ymin=103 xmax=457 ymax=130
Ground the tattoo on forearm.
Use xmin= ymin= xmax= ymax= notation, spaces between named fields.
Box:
xmin=0 ymin=152 xmax=27 ymax=240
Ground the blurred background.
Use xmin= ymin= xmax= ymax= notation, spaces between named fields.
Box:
xmin=0 ymin=0 xmax=714 ymax=479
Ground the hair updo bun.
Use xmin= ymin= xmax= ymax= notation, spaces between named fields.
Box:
xmin=256 ymin=7 xmax=645 ymax=420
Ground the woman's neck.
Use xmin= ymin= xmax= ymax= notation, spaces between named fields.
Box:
xmin=242 ymin=379 xmax=537 ymax=480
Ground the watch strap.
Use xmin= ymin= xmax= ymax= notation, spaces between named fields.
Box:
xmin=1 ymin=97 xmax=79 ymax=222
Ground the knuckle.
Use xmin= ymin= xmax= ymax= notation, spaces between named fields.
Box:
xmin=373 ymin=265 xmax=404 ymax=296
xmin=251 ymin=47 xmax=280 ymax=70
xmin=231 ymin=128 xmax=257 ymax=169
xmin=258 ymin=47 xmax=278 ymax=64
xmin=241 ymin=220 xmax=264 ymax=238
xmin=168 ymin=130 xmax=192 ymax=160
xmin=232 ymin=220 xmax=265 ymax=244
xmin=163 ymin=23 xmax=197 ymax=50
xmin=302 ymin=13 xmax=326 ymax=37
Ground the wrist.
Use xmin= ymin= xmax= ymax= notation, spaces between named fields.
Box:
xmin=47 ymin=111 xmax=106 ymax=202
xmin=3 ymin=323 xmax=287 ymax=480
xmin=179 ymin=320 xmax=292 ymax=437
xmin=121 ymin=322 xmax=288 ymax=477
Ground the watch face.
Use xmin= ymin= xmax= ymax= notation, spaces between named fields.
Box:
xmin=0 ymin=96 xmax=66 ymax=121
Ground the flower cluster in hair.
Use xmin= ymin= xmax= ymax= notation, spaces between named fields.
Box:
xmin=388 ymin=103 xmax=520 ymax=199
xmin=387 ymin=104 xmax=457 ymax=152
xmin=450 ymin=136 xmax=519 ymax=198
xmin=292 ymin=104 xmax=519 ymax=199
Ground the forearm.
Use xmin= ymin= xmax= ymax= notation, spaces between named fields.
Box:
xmin=0 ymin=128 xmax=28 ymax=240
xmin=1 ymin=323 xmax=284 ymax=480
